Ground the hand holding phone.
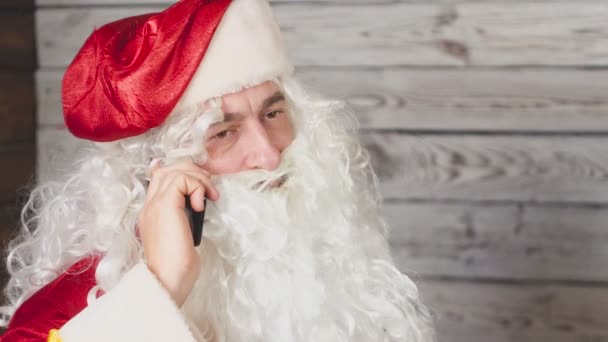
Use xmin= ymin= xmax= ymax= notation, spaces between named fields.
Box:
xmin=139 ymin=159 xmax=219 ymax=305
xmin=146 ymin=183 xmax=207 ymax=247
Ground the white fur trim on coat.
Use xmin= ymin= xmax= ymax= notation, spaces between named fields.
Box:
xmin=58 ymin=263 xmax=197 ymax=342
xmin=174 ymin=0 xmax=294 ymax=112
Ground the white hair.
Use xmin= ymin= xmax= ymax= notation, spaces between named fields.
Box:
xmin=4 ymin=77 xmax=434 ymax=340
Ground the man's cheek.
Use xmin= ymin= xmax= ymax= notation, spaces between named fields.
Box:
xmin=203 ymin=154 xmax=247 ymax=176
xmin=276 ymin=121 xmax=296 ymax=151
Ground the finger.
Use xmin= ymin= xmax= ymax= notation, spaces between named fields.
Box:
xmin=189 ymin=187 xmax=206 ymax=212
xmin=158 ymin=170 xmax=220 ymax=202
xmin=155 ymin=174 xmax=206 ymax=209
xmin=149 ymin=159 xmax=211 ymax=180
xmin=156 ymin=172 xmax=219 ymax=206
xmin=148 ymin=161 xmax=215 ymax=199
xmin=194 ymin=173 xmax=220 ymax=201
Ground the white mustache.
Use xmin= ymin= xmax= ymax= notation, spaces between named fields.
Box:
xmin=253 ymin=174 xmax=289 ymax=191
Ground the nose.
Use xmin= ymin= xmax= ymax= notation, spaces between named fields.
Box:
xmin=243 ymin=121 xmax=281 ymax=171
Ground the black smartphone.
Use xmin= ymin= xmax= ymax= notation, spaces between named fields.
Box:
xmin=145 ymin=180 xmax=205 ymax=247
xmin=185 ymin=196 xmax=206 ymax=247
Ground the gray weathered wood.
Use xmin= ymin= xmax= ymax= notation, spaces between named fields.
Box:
xmin=301 ymin=68 xmax=608 ymax=131
xmin=35 ymin=4 xmax=458 ymax=68
xmin=37 ymin=128 xmax=88 ymax=183
xmin=37 ymin=127 xmax=608 ymax=203
xmin=386 ymin=202 xmax=608 ymax=282
xmin=455 ymin=2 xmax=608 ymax=66
xmin=38 ymin=68 xmax=608 ymax=131
xmin=36 ymin=128 xmax=608 ymax=281
xmin=38 ymin=129 xmax=608 ymax=202
xmin=37 ymin=70 xmax=63 ymax=128
xmin=421 ymin=280 xmax=608 ymax=342
xmin=36 ymin=2 xmax=608 ymax=68
xmin=31 ymin=2 xmax=608 ymax=342
xmin=36 ymin=126 xmax=608 ymax=342
xmin=363 ymin=133 xmax=608 ymax=203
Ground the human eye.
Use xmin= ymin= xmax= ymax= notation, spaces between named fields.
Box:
xmin=205 ymin=124 xmax=240 ymax=156
xmin=265 ymin=110 xmax=283 ymax=120
xmin=206 ymin=122 xmax=238 ymax=141
xmin=210 ymin=129 xmax=234 ymax=140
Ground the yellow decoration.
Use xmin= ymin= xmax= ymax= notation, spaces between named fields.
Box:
xmin=47 ymin=329 xmax=62 ymax=342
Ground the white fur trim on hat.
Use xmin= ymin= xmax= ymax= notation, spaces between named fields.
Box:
xmin=174 ymin=0 xmax=294 ymax=111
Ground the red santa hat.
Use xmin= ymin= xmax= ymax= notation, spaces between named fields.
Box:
xmin=62 ymin=0 xmax=294 ymax=142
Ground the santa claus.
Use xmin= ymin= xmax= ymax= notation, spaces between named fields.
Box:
xmin=0 ymin=0 xmax=435 ymax=341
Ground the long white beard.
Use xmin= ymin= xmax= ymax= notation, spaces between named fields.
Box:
xmin=181 ymin=136 xmax=434 ymax=342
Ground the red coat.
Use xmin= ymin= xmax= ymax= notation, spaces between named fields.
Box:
xmin=0 ymin=258 xmax=99 ymax=341
xmin=0 ymin=258 xmax=197 ymax=342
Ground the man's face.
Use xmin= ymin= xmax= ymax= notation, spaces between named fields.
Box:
xmin=200 ymin=81 xmax=295 ymax=175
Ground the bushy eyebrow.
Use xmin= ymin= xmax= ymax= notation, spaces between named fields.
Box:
xmin=260 ymin=91 xmax=285 ymax=111
xmin=214 ymin=91 xmax=286 ymax=125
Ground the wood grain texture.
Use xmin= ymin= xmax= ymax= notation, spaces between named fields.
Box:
xmin=0 ymin=11 xmax=35 ymax=69
xmin=0 ymin=0 xmax=36 ymax=303
xmin=386 ymin=202 xmax=608 ymax=282
xmin=33 ymin=129 xmax=608 ymax=341
xmin=363 ymin=133 xmax=608 ymax=203
xmin=0 ymin=207 xmax=20 ymax=255
xmin=455 ymin=2 xmax=608 ymax=66
xmin=0 ymin=143 xmax=36 ymax=205
xmin=36 ymin=70 xmax=62 ymax=128
xmin=31 ymin=3 xmax=608 ymax=342
xmin=1 ymin=0 xmax=34 ymax=9
xmin=38 ymin=129 xmax=608 ymax=203
xmin=37 ymin=128 xmax=85 ymax=183
xmin=421 ymin=280 xmax=608 ymax=342
xmin=35 ymin=128 xmax=608 ymax=281
xmin=300 ymin=68 xmax=608 ymax=132
xmin=0 ymin=71 xmax=35 ymax=143
xmin=38 ymin=68 xmax=608 ymax=131
xmin=0 ymin=208 xmax=18 ymax=300
xmin=35 ymin=2 xmax=608 ymax=68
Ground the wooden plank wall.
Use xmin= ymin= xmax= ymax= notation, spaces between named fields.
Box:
xmin=0 ymin=0 xmax=36 ymax=292
xmin=34 ymin=1 xmax=608 ymax=341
